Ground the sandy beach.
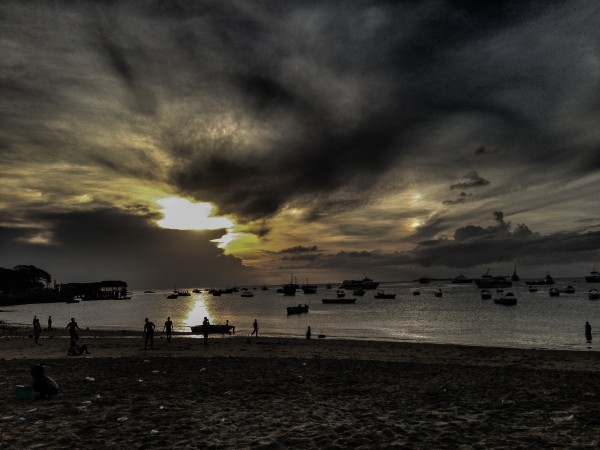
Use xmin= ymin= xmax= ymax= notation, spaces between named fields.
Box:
xmin=2 ymin=329 xmax=600 ymax=449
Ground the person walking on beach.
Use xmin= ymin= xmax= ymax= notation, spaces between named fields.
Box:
xmin=202 ymin=316 xmax=210 ymax=345
xmin=585 ymin=321 xmax=592 ymax=342
xmin=143 ymin=318 xmax=155 ymax=349
xmin=47 ymin=316 xmax=52 ymax=331
xmin=306 ymin=326 xmax=311 ymax=340
xmin=66 ymin=318 xmax=81 ymax=347
xmin=251 ymin=319 xmax=259 ymax=337
xmin=163 ymin=317 xmax=173 ymax=342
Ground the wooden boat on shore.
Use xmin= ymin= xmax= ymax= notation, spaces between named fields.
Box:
xmin=549 ymin=288 xmax=560 ymax=297
xmin=493 ymin=292 xmax=517 ymax=306
xmin=322 ymin=298 xmax=356 ymax=304
xmin=190 ymin=324 xmax=235 ymax=335
xmin=287 ymin=304 xmax=309 ymax=315
xmin=374 ymin=290 xmax=396 ymax=299
xmin=480 ymin=290 xmax=492 ymax=300
xmin=433 ymin=288 xmax=443 ymax=297
xmin=589 ymin=289 xmax=600 ymax=300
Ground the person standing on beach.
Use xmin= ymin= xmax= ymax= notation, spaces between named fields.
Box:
xmin=251 ymin=319 xmax=259 ymax=337
xmin=66 ymin=318 xmax=81 ymax=347
xmin=306 ymin=326 xmax=311 ymax=340
xmin=163 ymin=317 xmax=173 ymax=342
xmin=585 ymin=321 xmax=592 ymax=342
xmin=33 ymin=317 xmax=42 ymax=344
xmin=143 ymin=318 xmax=155 ymax=349
xmin=202 ymin=316 xmax=210 ymax=345
xmin=47 ymin=316 xmax=52 ymax=331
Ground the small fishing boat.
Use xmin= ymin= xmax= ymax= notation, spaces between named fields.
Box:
xmin=528 ymin=286 xmax=538 ymax=293
xmin=353 ymin=288 xmax=365 ymax=296
xmin=562 ymin=285 xmax=575 ymax=294
xmin=433 ymin=288 xmax=443 ymax=297
xmin=336 ymin=290 xmax=346 ymax=298
xmin=549 ymin=288 xmax=560 ymax=297
xmin=480 ymin=290 xmax=492 ymax=300
xmin=322 ymin=298 xmax=356 ymax=304
xmin=286 ymin=304 xmax=309 ymax=315
xmin=493 ymin=291 xmax=517 ymax=306
xmin=241 ymin=290 xmax=254 ymax=298
xmin=374 ymin=290 xmax=396 ymax=299
xmin=588 ymin=289 xmax=600 ymax=300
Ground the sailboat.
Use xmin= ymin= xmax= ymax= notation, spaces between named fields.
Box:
xmin=511 ymin=267 xmax=520 ymax=282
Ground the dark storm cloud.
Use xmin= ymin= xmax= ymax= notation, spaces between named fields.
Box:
xmin=156 ymin=0 xmax=599 ymax=220
xmin=0 ymin=209 xmax=253 ymax=288
xmin=450 ymin=172 xmax=490 ymax=190
xmin=3 ymin=0 xmax=600 ymax=221
xmin=279 ymin=246 xmax=318 ymax=254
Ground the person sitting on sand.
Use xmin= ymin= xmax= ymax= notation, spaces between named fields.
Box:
xmin=143 ymin=318 xmax=155 ymax=349
xmin=31 ymin=364 xmax=59 ymax=399
xmin=66 ymin=318 xmax=81 ymax=347
xmin=163 ymin=317 xmax=173 ymax=342
xmin=68 ymin=343 xmax=90 ymax=356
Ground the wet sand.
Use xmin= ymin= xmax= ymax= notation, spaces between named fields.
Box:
xmin=1 ymin=330 xmax=600 ymax=448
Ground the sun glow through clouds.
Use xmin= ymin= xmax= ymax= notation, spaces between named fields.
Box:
xmin=156 ymin=197 xmax=233 ymax=231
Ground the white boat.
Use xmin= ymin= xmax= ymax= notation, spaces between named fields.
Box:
xmin=585 ymin=267 xmax=600 ymax=283
xmin=474 ymin=269 xmax=512 ymax=288
xmin=494 ymin=291 xmax=517 ymax=306
xmin=589 ymin=289 xmax=600 ymax=300
xmin=340 ymin=275 xmax=379 ymax=290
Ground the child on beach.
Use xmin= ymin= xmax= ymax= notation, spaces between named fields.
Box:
xmin=31 ymin=364 xmax=59 ymax=399
xmin=66 ymin=318 xmax=81 ymax=346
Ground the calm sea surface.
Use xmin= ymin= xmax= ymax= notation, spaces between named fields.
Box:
xmin=3 ymin=279 xmax=599 ymax=351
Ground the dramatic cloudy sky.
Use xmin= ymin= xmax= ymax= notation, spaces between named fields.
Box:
xmin=1 ymin=1 xmax=599 ymax=289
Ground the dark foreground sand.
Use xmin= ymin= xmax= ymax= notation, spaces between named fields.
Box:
xmin=1 ymin=331 xmax=600 ymax=449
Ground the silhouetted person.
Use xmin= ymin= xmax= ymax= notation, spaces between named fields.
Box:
xmin=47 ymin=316 xmax=52 ymax=331
xmin=585 ymin=321 xmax=592 ymax=342
xmin=68 ymin=343 xmax=89 ymax=356
xmin=33 ymin=317 xmax=42 ymax=344
xmin=31 ymin=364 xmax=58 ymax=399
xmin=202 ymin=317 xmax=210 ymax=345
xmin=66 ymin=318 xmax=81 ymax=347
xmin=251 ymin=319 xmax=259 ymax=337
xmin=143 ymin=318 xmax=155 ymax=349
xmin=163 ymin=317 xmax=173 ymax=342
xmin=306 ymin=326 xmax=311 ymax=340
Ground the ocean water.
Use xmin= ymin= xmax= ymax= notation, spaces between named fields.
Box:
xmin=2 ymin=279 xmax=599 ymax=351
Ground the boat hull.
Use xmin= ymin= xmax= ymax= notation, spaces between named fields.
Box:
xmin=322 ymin=298 xmax=356 ymax=304
xmin=190 ymin=324 xmax=235 ymax=335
